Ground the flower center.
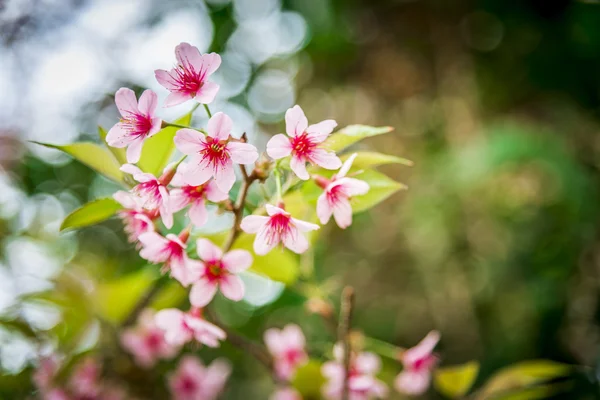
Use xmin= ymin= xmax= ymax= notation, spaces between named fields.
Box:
xmin=179 ymin=375 xmax=198 ymax=394
xmin=266 ymin=213 xmax=292 ymax=245
xmin=174 ymin=64 xmax=203 ymax=96
xmin=134 ymin=181 xmax=162 ymax=209
xmin=327 ymin=184 xmax=347 ymax=204
xmin=290 ymin=132 xmax=317 ymax=158
xmin=120 ymin=112 xmax=153 ymax=137
xmin=284 ymin=349 xmax=304 ymax=365
xmin=411 ymin=355 xmax=436 ymax=372
xmin=145 ymin=332 xmax=162 ymax=350
xmin=204 ymin=260 xmax=225 ymax=281
xmin=183 ymin=184 xmax=207 ymax=200
xmin=200 ymin=137 xmax=230 ymax=168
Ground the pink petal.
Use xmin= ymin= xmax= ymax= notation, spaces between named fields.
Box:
xmin=254 ymin=224 xmax=279 ymax=255
xmin=220 ymin=275 xmax=245 ymax=301
xmin=196 ymin=238 xmax=223 ymax=261
xmin=169 ymin=189 xmax=189 ymax=212
xmin=337 ymin=177 xmax=369 ymax=197
xmin=114 ymin=191 xmax=138 ymax=209
xmin=155 ymin=309 xmax=188 ymax=345
xmin=126 ymin=138 xmax=144 ymax=164
xmin=222 ymin=249 xmax=252 ymax=273
xmin=149 ymin=117 xmax=163 ymax=136
xmin=203 ymin=359 xmax=232 ymax=396
xmin=282 ymin=225 xmax=309 ymax=254
xmin=214 ymin=160 xmax=236 ymax=193
xmin=188 ymin=200 xmax=208 ymax=227
xmin=207 ymin=112 xmax=232 ymax=140
xmin=174 ymin=129 xmax=205 ymax=155
xmin=240 ymin=215 xmax=269 ymax=233
xmin=174 ymin=42 xmax=203 ymax=72
xmin=291 ymin=218 xmax=320 ymax=233
xmin=266 ymin=134 xmax=293 ymax=159
xmin=205 ymin=180 xmax=230 ymax=202
xmin=154 ymin=69 xmax=178 ymax=90
xmin=228 ymin=142 xmax=259 ymax=164
xmin=199 ymin=52 xmax=222 ymax=77
xmin=264 ymin=328 xmax=284 ymax=355
xmin=106 ymin=123 xmax=133 ymax=147
xmin=394 ymin=370 xmax=431 ymax=395
xmin=316 ymin=192 xmax=333 ymax=224
xmin=403 ymin=331 xmax=441 ymax=367
xmin=355 ymin=352 xmax=381 ymax=375
xmin=189 ymin=278 xmax=218 ymax=307
xmin=138 ymin=89 xmax=158 ymax=116
xmin=265 ymin=204 xmax=287 ymax=216
xmin=306 ymin=119 xmax=337 ymax=142
xmin=332 ymin=197 xmax=352 ymax=229
xmin=321 ymin=362 xmax=343 ymax=380
xmin=164 ymin=91 xmax=192 ymax=107
xmin=159 ymin=185 xmax=173 ymax=229
xmin=184 ymin=157 xmax=215 ymax=186
xmin=282 ymin=324 xmax=305 ymax=349
xmin=290 ymin=155 xmax=309 ymax=180
xmin=120 ymin=163 xmax=144 ymax=178
xmin=337 ymin=153 xmax=357 ymax=178
xmin=114 ymin=87 xmax=139 ymax=116
xmin=138 ymin=232 xmax=168 ymax=261
xmin=309 ymin=148 xmax=342 ymax=170
xmin=195 ymin=81 xmax=220 ymax=104
xmin=285 ymin=105 xmax=308 ymax=138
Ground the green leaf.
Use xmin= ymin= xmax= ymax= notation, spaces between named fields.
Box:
xmin=60 ymin=198 xmax=122 ymax=231
xmin=137 ymin=114 xmax=192 ymax=175
xmin=32 ymin=141 xmax=124 ymax=183
xmin=98 ymin=126 xmax=127 ymax=165
xmin=351 ymin=169 xmax=407 ymax=213
xmin=434 ymin=361 xmax=480 ymax=398
xmin=340 ymin=151 xmax=413 ymax=169
xmin=322 ymin=125 xmax=394 ymax=152
xmin=477 ymin=360 xmax=572 ymax=400
xmin=292 ymin=359 xmax=326 ymax=398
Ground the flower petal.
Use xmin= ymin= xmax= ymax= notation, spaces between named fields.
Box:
xmin=196 ymin=238 xmax=223 ymax=261
xmin=264 ymin=328 xmax=284 ymax=355
xmin=174 ymin=129 xmax=205 ymax=155
xmin=240 ymin=215 xmax=269 ymax=233
xmin=309 ymin=148 xmax=342 ymax=170
xmin=214 ymin=159 xmax=236 ymax=192
xmin=394 ymin=370 xmax=431 ymax=395
xmin=169 ymin=188 xmax=189 ymax=212
xmin=164 ymin=91 xmax=192 ymax=107
xmin=338 ymin=177 xmax=369 ymax=197
xmin=355 ymin=352 xmax=381 ymax=375
xmin=290 ymin=155 xmax=309 ymax=180
xmin=205 ymin=180 xmax=230 ymax=202
xmin=175 ymin=42 xmax=203 ymax=71
xmin=285 ymin=105 xmax=308 ymax=137
xmin=254 ymin=224 xmax=279 ymax=255
xmin=332 ymin=197 xmax=352 ymax=229
xmin=189 ymin=278 xmax=218 ymax=307
xmin=282 ymin=226 xmax=309 ymax=254
xmin=199 ymin=52 xmax=222 ymax=77
xmin=195 ymin=81 xmax=220 ymax=104
xmin=306 ymin=119 xmax=337 ymax=142
xmin=282 ymin=324 xmax=305 ymax=349
xmin=222 ymin=249 xmax=252 ymax=273
xmin=106 ymin=123 xmax=133 ymax=147
xmin=207 ymin=112 xmax=232 ymax=140
xmin=266 ymin=134 xmax=293 ymax=159
xmin=114 ymin=87 xmax=139 ymax=116
xmin=291 ymin=218 xmax=320 ymax=232
xmin=138 ymin=89 xmax=158 ymax=116
xmin=126 ymin=138 xmax=144 ymax=164
xmin=220 ymin=275 xmax=245 ymax=301
xmin=188 ymin=199 xmax=208 ymax=227
xmin=228 ymin=142 xmax=259 ymax=164
xmin=184 ymin=157 xmax=214 ymax=186
xmin=265 ymin=204 xmax=287 ymax=216
xmin=403 ymin=331 xmax=441 ymax=367
xmin=336 ymin=153 xmax=357 ymax=178
xmin=154 ymin=69 xmax=178 ymax=90
xmin=316 ymin=192 xmax=333 ymax=224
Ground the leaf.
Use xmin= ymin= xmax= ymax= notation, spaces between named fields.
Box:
xmin=340 ymin=151 xmax=413 ymax=169
xmin=292 ymin=359 xmax=326 ymax=398
xmin=60 ymin=198 xmax=122 ymax=231
xmin=137 ymin=114 xmax=192 ymax=175
xmin=322 ymin=125 xmax=394 ymax=152
xmin=351 ymin=169 xmax=407 ymax=213
xmin=32 ymin=141 xmax=124 ymax=183
xmin=434 ymin=361 xmax=480 ymax=398
xmin=476 ymin=360 xmax=572 ymax=400
xmin=98 ymin=126 xmax=127 ymax=165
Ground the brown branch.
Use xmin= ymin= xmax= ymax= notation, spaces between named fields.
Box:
xmin=222 ymin=163 xmax=258 ymax=252
xmin=338 ymin=286 xmax=355 ymax=400
xmin=121 ymin=275 xmax=169 ymax=328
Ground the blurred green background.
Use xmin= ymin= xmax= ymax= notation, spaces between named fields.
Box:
xmin=2 ymin=0 xmax=600 ymax=398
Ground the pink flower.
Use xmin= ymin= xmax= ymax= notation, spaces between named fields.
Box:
xmin=138 ymin=231 xmax=191 ymax=286
xmin=315 ymin=153 xmax=369 ymax=229
xmin=270 ymin=387 xmax=303 ymax=400
xmin=44 ymin=389 xmax=70 ymax=400
xmin=394 ymin=331 xmax=440 ymax=396
xmin=106 ymin=88 xmax=162 ymax=163
xmin=321 ymin=344 xmax=388 ymax=400
xmin=33 ymin=356 xmax=59 ymax=391
xmin=168 ymin=356 xmax=231 ymax=400
xmin=170 ymin=164 xmax=229 ymax=227
xmin=240 ymin=204 xmax=319 ymax=255
xmin=266 ymin=105 xmax=341 ymax=180
xmin=155 ymin=308 xmax=226 ymax=348
xmin=174 ymin=112 xmax=258 ymax=193
xmin=120 ymin=309 xmax=179 ymax=368
xmin=188 ymin=239 xmax=252 ymax=307
xmin=264 ymin=324 xmax=308 ymax=380
xmin=68 ymin=358 xmax=101 ymax=399
xmin=155 ymin=42 xmax=221 ymax=107
xmin=120 ymin=164 xmax=173 ymax=229
xmin=113 ymin=191 xmax=156 ymax=244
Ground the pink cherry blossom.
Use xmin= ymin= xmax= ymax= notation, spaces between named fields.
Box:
xmin=266 ymin=105 xmax=341 ymax=180
xmin=113 ymin=190 xmax=156 ymax=245
xmin=120 ymin=164 xmax=174 ymax=229
xmin=174 ymin=112 xmax=258 ymax=193
xmin=68 ymin=357 xmax=101 ymax=399
xmin=170 ymin=163 xmax=229 ymax=227
xmin=120 ymin=309 xmax=179 ymax=368
xmin=270 ymin=387 xmax=303 ymax=400
xmin=155 ymin=308 xmax=226 ymax=348
xmin=321 ymin=344 xmax=388 ymax=400
xmin=240 ymin=204 xmax=319 ymax=255
xmin=155 ymin=42 xmax=221 ymax=107
xmin=188 ymin=239 xmax=252 ymax=307
xmin=106 ymin=88 xmax=162 ymax=163
xmin=264 ymin=324 xmax=308 ymax=380
xmin=44 ymin=389 xmax=70 ymax=400
xmin=33 ymin=356 xmax=60 ymax=391
xmin=394 ymin=331 xmax=440 ymax=396
xmin=315 ymin=153 xmax=369 ymax=229
xmin=168 ymin=356 xmax=231 ymax=400
xmin=138 ymin=231 xmax=191 ymax=286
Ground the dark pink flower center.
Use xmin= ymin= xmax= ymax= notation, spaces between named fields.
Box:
xmin=120 ymin=112 xmax=153 ymax=138
xmin=266 ymin=213 xmax=293 ymax=245
xmin=183 ymin=184 xmax=208 ymax=201
xmin=204 ymin=259 xmax=226 ymax=282
xmin=410 ymin=355 xmax=436 ymax=372
xmin=284 ymin=349 xmax=304 ymax=366
xmin=178 ymin=375 xmax=199 ymax=394
xmin=290 ymin=132 xmax=317 ymax=159
xmin=165 ymin=241 xmax=184 ymax=260
xmin=200 ymin=137 xmax=230 ymax=169
xmin=145 ymin=332 xmax=163 ymax=351
xmin=134 ymin=181 xmax=163 ymax=209
xmin=174 ymin=63 xmax=204 ymax=96
xmin=326 ymin=184 xmax=348 ymax=205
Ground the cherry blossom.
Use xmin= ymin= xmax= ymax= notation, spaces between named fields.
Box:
xmin=113 ymin=190 xmax=156 ymax=245
xmin=315 ymin=153 xmax=370 ymax=229
xmin=68 ymin=357 xmax=101 ymax=399
xmin=240 ymin=204 xmax=319 ymax=255
xmin=270 ymin=387 xmax=303 ymax=400
xmin=174 ymin=112 xmax=258 ymax=192
xmin=33 ymin=356 xmax=60 ymax=392
xmin=321 ymin=344 xmax=388 ymax=400
xmin=168 ymin=356 xmax=231 ymax=400
xmin=138 ymin=230 xmax=191 ymax=286
xmin=120 ymin=309 xmax=179 ymax=368
xmin=155 ymin=42 xmax=221 ymax=107
xmin=188 ymin=239 xmax=252 ymax=307
xmin=266 ymin=105 xmax=341 ymax=180
xmin=120 ymin=164 xmax=174 ymax=229
xmin=264 ymin=324 xmax=308 ymax=380
xmin=105 ymin=88 xmax=162 ymax=163
xmin=394 ymin=331 xmax=440 ymax=396
xmin=155 ymin=308 xmax=226 ymax=348
xmin=170 ymin=163 xmax=229 ymax=227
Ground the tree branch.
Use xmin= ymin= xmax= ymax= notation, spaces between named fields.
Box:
xmin=338 ymin=286 xmax=355 ymax=400
xmin=120 ymin=275 xmax=169 ymax=328
xmin=223 ymin=161 xmax=258 ymax=252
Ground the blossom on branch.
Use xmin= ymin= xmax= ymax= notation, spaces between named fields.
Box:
xmin=106 ymin=88 xmax=162 ymax=163
xmin=113 ymin=191 xmax=156 ymax=245
xmin=270 ymin=387 xmax=303 ymax=400
xmin=240 ymin=204 xmax=319 ymax=255
xmin=264 ymin=324 xmax=308 ymax=381
xmin=315 ymin=153 xmax=369 ymax=229
xmin=266 ymin=105 xmax=341 ymax=180
xmin=168 ymin=356 xmax=231 ymax=400
xmin=138 ymin=230 xmax=191 ymax=286
xmin=394 ymin=331 xmax=440 ymax=396
xmin=155 ymin=308 xmax=226 ymax=348
xmin=174 ymin=112 xmax=258 ymax=193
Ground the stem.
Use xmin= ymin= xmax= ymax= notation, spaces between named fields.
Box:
xmin=162 ymin=122 xmax=190 ymax=129
xmin=222 ymin=166 xmax=258 ymax=252
xmin=273 ymin=168 xmax=283 ymax=202
xmin=338 ymin=286 xmax=355 ymax=400
xmin=203 ymin=104 xmax=212 ymax=118
xmin=120 ymin=275 xmax=169 ymax=328
xmin=363 ymin=337 xmax=405 ymax=360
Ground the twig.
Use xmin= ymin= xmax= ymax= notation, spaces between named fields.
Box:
xmin=223 ymin=163 xmax=258 ymax=252
xmin=121 ymin=275 xmax=169 ymax=328
xmin=338 ymin=286 xmax=355 ymax=400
